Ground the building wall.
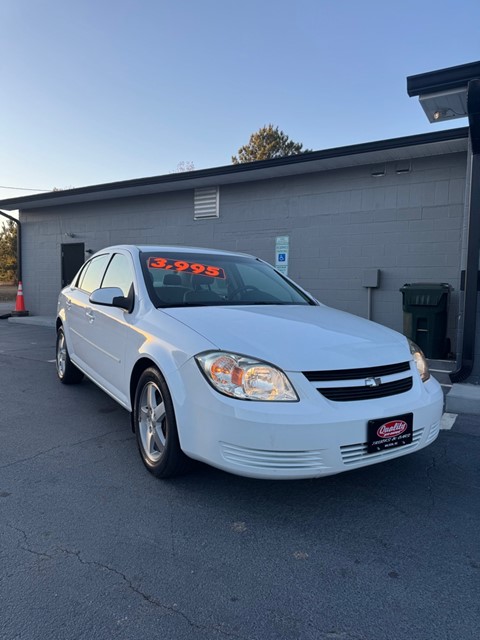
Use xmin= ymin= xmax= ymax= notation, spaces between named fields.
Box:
xmin=21 ymin=151 xmax=467 ymax=353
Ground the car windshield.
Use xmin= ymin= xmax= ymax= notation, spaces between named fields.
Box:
xmin=140 ymin=251 xmax=316 ymax=308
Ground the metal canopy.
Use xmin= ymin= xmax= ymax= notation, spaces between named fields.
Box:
xmin=419 ymin=87 xmax=468 ymax=123
xmin=408 ymin=61 xmax=480 ymax=124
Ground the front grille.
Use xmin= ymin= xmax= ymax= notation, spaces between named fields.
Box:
xmin=341 ymin=428 xmax=424 ymax=464
xmin=318 ymin=377 xmax=413 ymax=402
xmin=303 ymin=361 xmax=410 ymax=382
xmin=426 ymin=421 xmax=440 ymax=444
xmin=220 ymin=442 xmax=327 ymax=471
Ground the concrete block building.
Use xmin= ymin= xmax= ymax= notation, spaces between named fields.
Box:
xmin=1 ymin=62 xmax=479 ymax=395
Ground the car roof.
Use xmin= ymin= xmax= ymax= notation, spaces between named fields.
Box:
xmin=100 ymin=245 xmax=255 ymax=259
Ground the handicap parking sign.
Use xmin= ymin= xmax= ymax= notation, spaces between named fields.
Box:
xmin=275 ymin=236 xmax=289 ymax=275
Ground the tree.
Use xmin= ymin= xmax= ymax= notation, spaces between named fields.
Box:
xmin=232 ymin=124 xmax=312 ymax=164
xmin=174 ymin=161 xmax=195 ymax=173
xmin=0 ymin=220 xmax=17 ymax=283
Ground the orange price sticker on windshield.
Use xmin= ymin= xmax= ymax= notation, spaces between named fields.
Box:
xmin=148 ymin=257 xmax=226 ymax=279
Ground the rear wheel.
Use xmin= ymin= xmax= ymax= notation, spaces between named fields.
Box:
xmin=56 ymin=327 xmax=84 ymax=384
xmin=134 ymin=367 xmax=190 ymax=478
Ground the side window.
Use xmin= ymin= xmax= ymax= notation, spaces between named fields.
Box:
xmin=75 ymin=261 xmax=90 ymax=288
xmin=78 ymin=254 xmax=110 ymax=294
xmin=101 ymin=253 xmax=134 ymax=297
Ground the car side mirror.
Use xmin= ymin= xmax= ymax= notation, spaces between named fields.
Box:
xmin=89 ymin=286 xmax=134 ymax=312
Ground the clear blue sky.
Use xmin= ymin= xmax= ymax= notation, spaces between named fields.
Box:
xmin=1 ymin=0 xmax=479 ymax=203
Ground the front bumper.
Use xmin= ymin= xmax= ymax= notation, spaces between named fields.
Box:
xmin=173 ymin=359 xmax=444 ymax=479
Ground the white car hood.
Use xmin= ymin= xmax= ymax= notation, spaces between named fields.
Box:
xmin=163 ymin=305 xmax=411 ymax=371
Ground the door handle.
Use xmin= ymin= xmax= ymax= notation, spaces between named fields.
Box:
xmin=86 ymin=310 xmax=95 ymax=323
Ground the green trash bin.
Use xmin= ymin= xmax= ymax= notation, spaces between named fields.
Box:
xmin=400 ymin=283 xmax=452 ymax=359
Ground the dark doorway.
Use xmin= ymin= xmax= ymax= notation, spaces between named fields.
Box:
xmin=61 ymin=243 xmax=85 ymax=287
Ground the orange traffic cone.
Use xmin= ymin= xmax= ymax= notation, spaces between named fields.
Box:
xmin=11 ymin=281 xmax=29 ymax=317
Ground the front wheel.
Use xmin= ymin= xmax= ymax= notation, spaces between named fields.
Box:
xmin=134 ymin=367 xmax=190 ymax=478
xmin=56 ymin=327 xmax=84 ymax=384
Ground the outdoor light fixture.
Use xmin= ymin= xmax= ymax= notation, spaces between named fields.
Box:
xmin=418 ymin=88 xmax=468 ymax=123
xmin=432 ymin=108 xmax=463 ymax=121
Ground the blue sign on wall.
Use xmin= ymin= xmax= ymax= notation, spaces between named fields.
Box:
xmin=275 ymin=236 xmax=289 ymax=275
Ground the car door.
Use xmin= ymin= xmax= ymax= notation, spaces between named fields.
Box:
xmin=67 ymin=253 xmax=111 ymax=372
xmin=86 ymin=251 xmax=136 ymax=404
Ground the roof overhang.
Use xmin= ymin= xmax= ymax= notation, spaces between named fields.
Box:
xmin=0 ymin=128 xmax=469 ymax=212
xmin=408 ymin=61 xmax=480 ymax=124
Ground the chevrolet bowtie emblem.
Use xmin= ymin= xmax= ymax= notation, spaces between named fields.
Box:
xmin=365 ymin=377 xmax=382 ymax=387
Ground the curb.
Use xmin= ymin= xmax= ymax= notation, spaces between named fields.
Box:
xmin=8 ymin=316 xmax=55 ymax=328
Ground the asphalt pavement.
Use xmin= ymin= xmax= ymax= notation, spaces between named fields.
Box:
xmin=0 ymin=322 xmax=479 ymax=640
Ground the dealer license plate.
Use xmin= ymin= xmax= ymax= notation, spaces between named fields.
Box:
xmin=367 ymin=413 xmax=413 ymax=454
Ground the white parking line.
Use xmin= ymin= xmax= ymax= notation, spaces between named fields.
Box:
xmin=440 ymin=413 xmax=458 ymax=430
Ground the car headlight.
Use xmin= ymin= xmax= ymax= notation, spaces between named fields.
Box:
xmin=195 ymin=351 xmax=298 ymax=401
xmin=408 ymin=339 xmax=430 ymax=382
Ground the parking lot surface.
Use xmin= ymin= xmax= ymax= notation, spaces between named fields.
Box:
xmin=1 ymin=322 xmax=479 ymax=640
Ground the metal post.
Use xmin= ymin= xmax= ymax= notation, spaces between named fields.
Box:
xmin=451 ymin=79 xmax=480 ymax=382
xmin=367 ymin=287 xmax=372 ymax=321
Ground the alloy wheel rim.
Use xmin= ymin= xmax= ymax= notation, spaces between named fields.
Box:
xmin=57 ymin=333 xmax=66 ymax=378
xmin=138 ymin=381 xmax=167 ymax=462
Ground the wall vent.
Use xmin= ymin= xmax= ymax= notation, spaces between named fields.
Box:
xmin=194 ymin=187 xmax=219 ymax=220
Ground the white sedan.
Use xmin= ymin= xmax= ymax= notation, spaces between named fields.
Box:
xmin=56 ymin=245 xmax=443 ymax=479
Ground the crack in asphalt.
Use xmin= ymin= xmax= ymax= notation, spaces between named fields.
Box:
xmin=0 ymin=445 xmax=62 ymax=470
xmin=57 ymin=547 xmax=250 ymax=639
xmin=0 ymin=430 xmax=121 ymax=469
xmin=4 ymin=526 xmax=248 ymax=639
xmin=6 ymin=524 xmax=54 ymax=560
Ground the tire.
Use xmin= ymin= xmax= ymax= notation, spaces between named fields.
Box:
xmin=56 ymin=327 xmax=84 ymax=385
xmin=133 ymin=367 xmax=190 ymax=478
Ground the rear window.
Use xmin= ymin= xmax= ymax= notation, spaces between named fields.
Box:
xmin=140 ymin=251 xmax=315 ymax=308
